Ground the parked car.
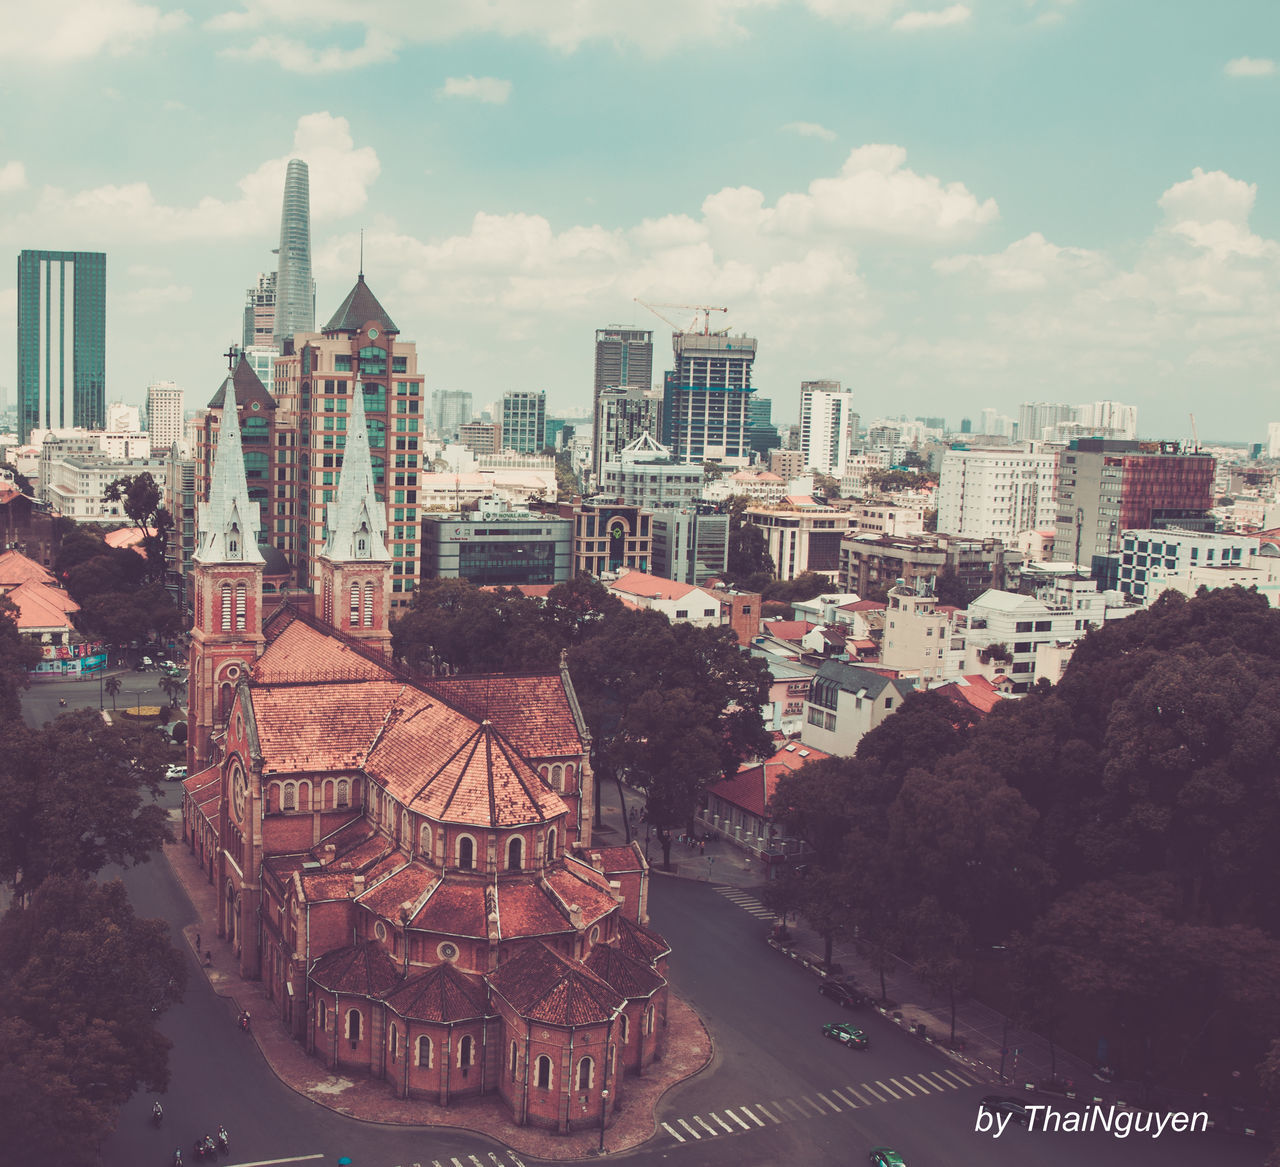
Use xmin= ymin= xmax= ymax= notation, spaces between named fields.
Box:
xmin=821 ymin=1021 xmax=869 ymax=1049
xmin=164 ymin=764 xmax=187 ymax=782
xmin=978 ymin=1095 xmax=1031 ymax=1126
xmin=137 ymin=656 xmax=154 ymax=671
xmin=819 ymin=979 xmax=868 ymax=1008
xmin=869 ymin=1150 xmax=906 ymax=1167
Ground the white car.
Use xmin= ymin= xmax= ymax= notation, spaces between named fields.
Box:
xmin=164 ymin=764 xmax=187 ymax=782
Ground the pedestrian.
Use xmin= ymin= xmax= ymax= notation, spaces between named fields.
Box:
xmin=699 ymin=839 xmax=706 ymax=855
xmin=195 ymin=931 xmax=201 ymax=951
xmin=204 ymin=950 xmax=212 ymax=967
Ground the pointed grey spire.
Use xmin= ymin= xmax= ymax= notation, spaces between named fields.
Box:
xmin=323 ymin=382 xmax=390 ymax=563
xmin=195 ymin=378 xmax=265 ymax=565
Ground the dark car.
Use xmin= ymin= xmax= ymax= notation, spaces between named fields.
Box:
xmin=978 ymin=1095 xmax=1031 ymax=1125
xmin=819 ymin=979 xmax=868 ymax=1008
xmin=869 ymin=1149 xmax=906 ymax=1167
xmin=822 ymin=1021 xmax=869 ymax=1049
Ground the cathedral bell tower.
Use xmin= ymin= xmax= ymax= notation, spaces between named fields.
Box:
xmin=187 ymin=374 xmax=267 ymax=769
xmin=316 ymin=374 xmax=393 ymax=659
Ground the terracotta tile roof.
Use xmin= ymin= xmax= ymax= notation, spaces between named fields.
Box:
xmin=492 ymin=881 xmax=576 ymax=939
xmin=312 ymin=814 xmax=376 ymax=858
xmin=253 ymin=618 xmax=397 ymax=683
xmin=398 ymin=720 xmax=566 ymax=828
xmin=933 ymin=674 xmax=1005 ymax=715
xmin=545 ymin=865 xmax=617 ymax=923
xmin=583 ymin=944 xmax=665 ymax=1000
xmin=761 ymin=620 xmax=814 ymax=642
xmin=426 ymin=673 xmax=585 ymax=758
xmin=103 ymin=527 xmax=147 ymax=551
xmin=615 ymin=915 xmax=671 ymax=966
xmin=250 ymin=681 xmax=402 ymax=775
xmin=839 ymin=600 xmax=887 ymax=612
xmin=310 ymin=940 xmax=402 ymax=996
xmin=590 ymin=845 xmax=644 ymax=875
xmin=479 ymin=584 xmax=555 ymax=599
xmin=409 ymin=879 xmax=488 ymax=938
xmin=708 ymin=741 xmax=832 ymax=817
xmin=487 ymin=943 xmax=624 ymax=1026
xmin=356 ymin=862 xmax=437 ymax=920
xmin=0 ymin=550 xmax=55 ymax=587
xmin=381 ymin=963 xmax=489 ymax=1023
xmin=606 ymin=570 xmax=697 ymax=602
xmin=6 ymin=579 xmax=78 ymax=631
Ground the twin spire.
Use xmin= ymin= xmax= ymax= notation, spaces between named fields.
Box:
xmin=195 ymin=376 xmax=265 ymax=566
xmin=323 ymin=379 xmax=391 ymax=563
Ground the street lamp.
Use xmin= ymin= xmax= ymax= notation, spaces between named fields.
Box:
xmin=599 ymin=1087 xmax=610 ymax=1153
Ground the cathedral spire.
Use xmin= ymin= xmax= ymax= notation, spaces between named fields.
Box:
xmin=323 ymin=382 xmax=390 ymax=564
xmin=195 ymin=376 xmax=265 ymax=565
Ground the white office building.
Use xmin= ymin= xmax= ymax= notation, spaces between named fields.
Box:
xmin=1117 ymin=528 xmax=1260 ymax=603
xmin=936 ymin=445 xmax=1060 ymax=540
xmin=146 ymin=381 xmax=185 ymax=455
xmin=799 ymin=381 xmax=859 ymax=476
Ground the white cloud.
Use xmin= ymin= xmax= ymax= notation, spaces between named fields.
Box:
xmin=121 ymin=284 xmax=193 ymax=315
xmin=893 ymin=4 xmax=970 ymax=31
xmin=783 ymin=121 xmax=837 ymax=141
xmin=1225 ymin=56 xmax=1276 ymax=78
xmin=0 ymin=1 xmax=188 ymax=63
xmin=1156 ymin=167 xmax=1274 ymax=260
xmin=1 ymin=113 xmax=378 ymax=246
xmin=0 ymin=162 xmax=27 ymax=193
xmin=220 ymin=29 xmax=397 ymax=72
xmin=441 ymin=75 xmax=513 ymax=104
xmin=935 ymin=231 xmax=1105 ymax=290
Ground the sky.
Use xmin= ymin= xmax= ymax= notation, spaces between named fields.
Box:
xmin=1 ymin=0 xmax=1278 ymax=443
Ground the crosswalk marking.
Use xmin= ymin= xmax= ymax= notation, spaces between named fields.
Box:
xmin=923 ymin=1071 xmax=953 ymax=1090
xmin=712 ymin=1112 xmax=734 ymax=1133
xmin=860 ymin=1082 xmax=888 ymax=1102
xmin=662 ymin=1122 xmax=686 ymax=1143
xmin=714 ymin=886 xmax=777 ymax=919
xmin=889 ymin=1077 xmax=916 ymax=1096
xmin=875 ymin=1080 xmax=901 ymax=1100
xmin=943 ymin=1068 xmax=975 ymax=1087
xmin=902 ymin=1074 xmax=933 ymax=1093
xmin=725 ymin=1108 xmax=752 ymax=1130
xmin=678 ymin=1118 xmax=701 ymax=1139
xmin=758 ymin=1102 xmax=783 ymax=1123
xmin=845 ymin=1083 xmax=876 ymax=1105
xmin=818 ymin=1091 xmax=841 ymax=1111
xmin=783 ymin=1098 xmax=810 ymax=1119
xmin=738 ymin=1105 xmax=766 ymax=1127
xmin=831 ymin=1087 xmax=859 ymax=1108
xmin=695 ymin=1115 xmax=718 ymax=1136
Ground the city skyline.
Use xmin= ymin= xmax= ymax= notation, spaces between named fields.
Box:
xmin=1 ymin=2 xmax=1278 ymax=442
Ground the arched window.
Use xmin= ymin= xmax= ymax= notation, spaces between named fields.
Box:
xmin=317 ymin=1000 xmax=327 ymax=1031
xmin=349 ymin=582 xmax=360 ymax=626
xmin=220 ymin=584 xmax=232 ymax=630
xmin=506 ymin=836 xmax=523 ymax=871
xmin=509 ymin=1040 xmax=519 ymax=1081
xmin=546 ymin=827 xmax=557 ymax=862
xmin=551 ymin=764 xmax=563 ymax=792
xmin=619 ymin=1013 xmax=629 ymax=1044
xmin=322 ymin=580 xmax=333 ymax=625
xmin=564 ymin=763 xmax=575 ymax=789
xmin=535 ymin=1054 xmax=553 ymax=1089
xmin=458 ymin=836 xmax=474 ymax=871
xmin=347 ymin=1009 xmax=362 ymax=1042
xmin=644 ymin=1004 xmax=655 ymax=1035
xmin=389 ymin=1023 xmax=398 ymax=1063
xmin=420 ymin=824 xmax=432 ymax=860
xmin=577 ymin=1056 xmax=594 ymax=1091
xmin=417 ymin=1035 xmax=432 ymax=1068
xmin=235 ymin=582 xmax=246 ymax=631
xmin=337 ymin=779 xmax=349 ymax=809
xmin=282 ymin=782 xmax=296 ymax=811
xmin=458 ymin=1034 xmax=474 ymax=1072
xmin=219 ymin=683 xmax=233 ymax=721
xmin=363 ymin=581 xmax=374 ymax=627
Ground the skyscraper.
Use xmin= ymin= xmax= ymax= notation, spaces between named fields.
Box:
xmin=147 ymin=380 xmax=184 ymax=455
xmin=17 ymin=250 xmax=106 ymax=442
xmin=799 ymin=380 xmax=858 ymax=476
xmin=593 ymin=327 xmax=653 ymax=474
xmin=431 ymin=389 xmax=473 ymax=441
xmin=272 ymin=159 xmax=315 ymax=349
xmin=502 ymin=390 xmax=546 ymax=454
xmin=662 ymin=328 xmax=758 ymax=466
xmin=242 ymin=271 xmax=277 ymax=350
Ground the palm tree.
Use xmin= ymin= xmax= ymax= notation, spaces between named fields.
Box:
xmin=160 ymin=675 xmax=185 ymax=712
xmin=104 ymin=675 xmax=121 ymax=711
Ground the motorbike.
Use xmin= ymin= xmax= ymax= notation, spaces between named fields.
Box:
xmin=151 ymin=1101 xmax=163 ymax=1127
xmin=216 ymin=1126 xmax=229 ymax=1153
xmin=238 ymin=1010 xmax=251 ymax=1032
xmin=172 ymin=1151 xmax=183 ymax=1167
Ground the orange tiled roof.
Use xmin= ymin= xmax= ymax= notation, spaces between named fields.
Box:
xmin=607 ymin=570 xmax=698 ymax=602
xmin=426 ymin=673 xmax=584 ymax=758
xmin=709 ymin=740 xmax=831 ymax=818
xmin=381 ymin=963 xmax=489 ymax=1023
xmin=0 ymin=550 xmax=55 ymax=587
xmin=492 ymin=881 xmax=577 ymax=939
xmin=6 ymin=579 xmax=79 ymax=631
xmin=310 ymin=940 xmax=401 ymax=996
xmin=251 ymin=681 xmax=405 ymax=774
xmin=487 ymin=942 xmax=624 ymax=1026
xmin=409 ymin=879 xmax=488 ymax=938
xmin=356 ymin=861 xmax=437 ymax=920
xmin=590 ymin=844 xmax=644 ymax=875
xmin=583 ymin=943 xmax=665 ymax=999
xmin=253 ymin=617 xmax=397 ymax=683
xmin=544 ymin=866 xmax=618 ymax=926
xmin=104 ymin=527 xmax=147 ymax=553
xmin=615 ymin=915 xmax=671 ymax=965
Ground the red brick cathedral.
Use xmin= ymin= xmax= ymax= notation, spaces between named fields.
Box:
xmin=181 ymin=318 xmax=668 ymax=1133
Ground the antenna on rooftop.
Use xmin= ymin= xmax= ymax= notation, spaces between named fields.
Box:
xmin=359 ymin=228 xmax=364 ymax=279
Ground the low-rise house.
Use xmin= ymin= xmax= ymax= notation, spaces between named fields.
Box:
xmin=799 ymin=660 xmax=915 ymax=756
xmin=604 ymin=569 xmax=724 ymax=630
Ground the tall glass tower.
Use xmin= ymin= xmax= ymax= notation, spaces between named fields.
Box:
xmin=272 ymin=159 xmax=315 ymax=348
xmin=17 ymin=250 xmax=106 ymax=442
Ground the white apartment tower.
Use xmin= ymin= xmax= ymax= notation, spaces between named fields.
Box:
xmin=936 ymin=445 xmax=1060 ymax=540
xmin=799 ymin=381 xmax=859 ymax=476
xmin=147 ymin=381 xmax=184 ymax=455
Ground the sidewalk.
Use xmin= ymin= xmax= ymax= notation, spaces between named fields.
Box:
xmin=164 ymin=804 xmax=712 ymax=1162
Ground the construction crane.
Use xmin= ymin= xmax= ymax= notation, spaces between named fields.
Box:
xmin=634 ymin=299 xmax=730 ymax=336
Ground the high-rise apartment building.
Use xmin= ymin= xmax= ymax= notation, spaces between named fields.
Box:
xmin=17 ymin=250 xmax=106 ymax=442
xmin=147 ymin=383 xmax=185 ymax=455
xmin=594 ymin=386 xmax=662 ymax=478
xmin=662 ymin=329 xmax=758 ymax=466
xmin=147 ymin=381 xmax=184 ymax=455
xmin=799 ymin=381 xmax=859 ymax=476
xmin=106 ymin=402 xmax=141 ymax=432
xmin=1076 ymin=400 xmax=1138 ymax=439
xmin=936 ymin=445 xmax=1060 ymax=540
xmin=242 ymin=272 xmax=277 ymax=350
xmin=502 ymin=390 xmax=546 ymax=454
xmin=1052 ymin=438 xmax=1216 ymax=567
xmin=747 ymin=394 xmax=782 ymax=459
xmin=272 ymin=159 xmax=315 ymax=349
xmin=594 ymin=327 xmax=652 ymax=399
xmin=1018 ymin=402 xmax=1075 ymax=442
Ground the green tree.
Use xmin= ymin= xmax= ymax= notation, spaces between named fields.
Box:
xmin=812 ymin=472 xmax=840 ymax=500
xmin=103 ymin=474 xmax=173 ymax=584
xmin=0 ymin=876 xmax=185 ymax=1165
xmin=160 ymin=674 xmax=185 ymax=711
xmin=762 ymin=571 xmax=833 ymax=605
xmin=725 ymin=499 xmax=774 ymax=585
xmin=104 ymin=674 xmax=122 ymax=711
xmin=554 ymin=450 xmax=580 ymax=498
xmin=0 ymin=594 xmax=38 ymax=723
xmin=932 ymin=566 xmax=970 ymax=608
xmin=0 ymin=711 xmax=171 ymax=902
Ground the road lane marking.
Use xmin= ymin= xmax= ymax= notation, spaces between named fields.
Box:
xmin=875 ymin=1080 xmax=901 ymax=1100
xmin=890 ymin=1077 xmax=916 ymax=1096
xmin=818 ymin=1092 xmax=842 ymax=1111
xmin=662 ymin=1122 xmax=686 ymax=1142
xmin=678 ymin=1118 xmax=701 ymax=1139
xmin=831 ymin=1087 xmax=859 ymax=1108
xmin=725 ymin=1108 xmax=751 ymax=1130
